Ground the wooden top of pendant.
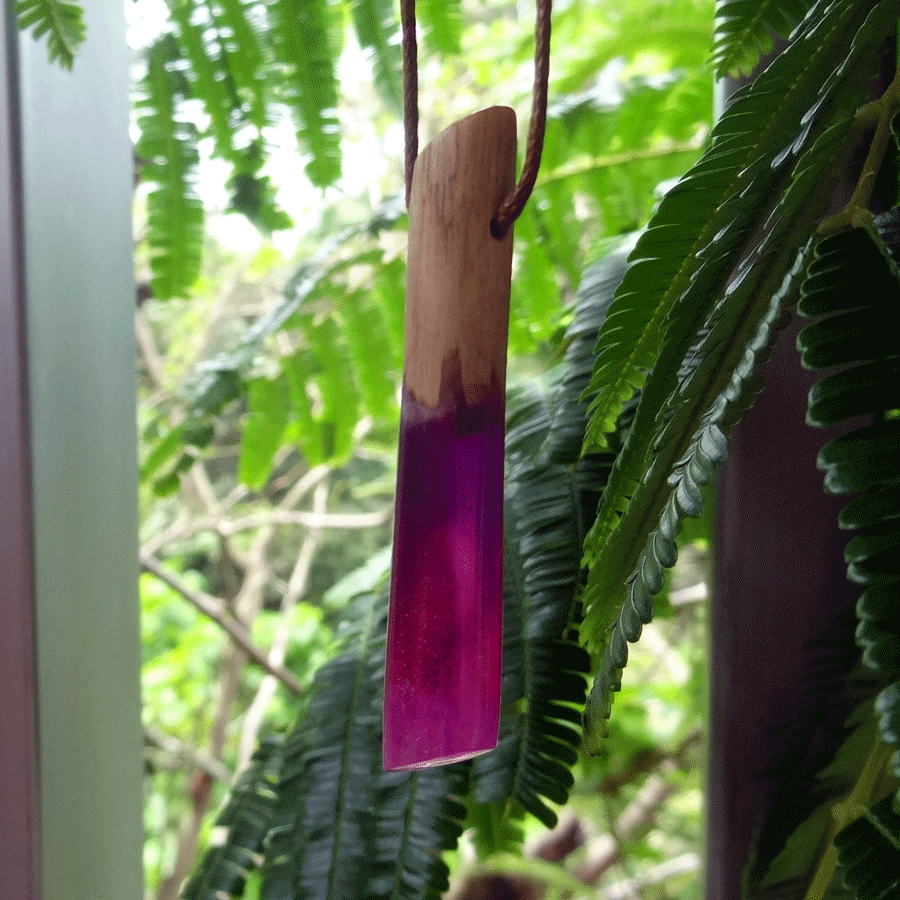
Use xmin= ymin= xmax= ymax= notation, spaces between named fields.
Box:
xmin=404 ymin=106 xmax=517 ymax=409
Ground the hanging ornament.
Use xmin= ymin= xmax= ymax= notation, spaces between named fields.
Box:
xmin=383 ymin=0 xmax=551 ymax=771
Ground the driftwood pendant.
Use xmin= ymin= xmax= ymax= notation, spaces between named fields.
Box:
xmin=383 ymin=107 xmax=516 ymax=770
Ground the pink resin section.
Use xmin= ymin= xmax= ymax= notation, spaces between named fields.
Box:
xmin=383 ymin=381 xmax=504 ymax=771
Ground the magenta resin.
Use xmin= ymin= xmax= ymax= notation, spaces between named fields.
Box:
xmin=383 ymin=361 xmax=505 ymax=770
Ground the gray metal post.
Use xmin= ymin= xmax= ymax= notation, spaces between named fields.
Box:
xmin=8 ymin=0 xmax=144 ymax=896
xmin=1 ymin=3 xmax=39 ymax=896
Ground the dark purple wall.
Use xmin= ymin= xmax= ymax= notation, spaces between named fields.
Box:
xmin=707 ymin=316 xmax=863 ymax=899
xmin=705 ymin=39 xmax=895 ymax=899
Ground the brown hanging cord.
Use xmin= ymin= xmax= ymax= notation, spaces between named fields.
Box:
xmin=400 ymin=0 xmax=551 ymax=239
xmin=401 ymin=0 xmax=418 ymax=209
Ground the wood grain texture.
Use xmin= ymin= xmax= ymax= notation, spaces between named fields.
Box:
xmin=403 ymin=105 xmax=516 ymax=408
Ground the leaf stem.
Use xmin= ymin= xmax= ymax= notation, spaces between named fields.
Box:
xmin=802 ymin=737 xmax=893 ymax=900
xmin=536 ymin=138 xmax=706 ymax=187
xmin=819 ymin=59 xmax=900 ymax=235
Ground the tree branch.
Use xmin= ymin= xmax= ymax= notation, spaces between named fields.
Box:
xmin=599 ymin=853 xmax=700 ymax=900
xmin=143 ymin=507 xmax=388 ymax=555
xmin=154 ymin=520 xmax=281 ymax=900
xmin=536 ymin=137 xmax=706 ymax=188
xmin=450 ymin=728 xmax=703 ymax=900
xmin=139 ymin=552 xmax=303 ymax=695
xmin=139 ymin=463 xmax=350 ymax=556
xmin=144 ymin=725 xmax=233 ymax=782
xmin=237 ymin=479 xmax=329 ymax=769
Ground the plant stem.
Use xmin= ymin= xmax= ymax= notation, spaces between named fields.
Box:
xmin=536 ymin=138 xmax=706 ymax=187
xmin=818 ymin=58 xmax=900 ymax=235
xmin=802 ymin=737 xmax=893 ymax=900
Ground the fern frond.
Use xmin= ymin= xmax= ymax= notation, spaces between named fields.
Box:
xmin=227 ymin=164 xmax=293 ymax=233
xmin=578 ymin=0 xmax=895 ymax=684
xmin=137 ymin=36 xmax=205 ymax=299
xmin=579 ymin=106 xmax=862 ymax=699
xmin=583 ymin=240 xmax=808 ymax=748
xmin=468 ymin=361 xmax=606 ymax=830
xmin=238 ymin=376 xmax=290 ymax=489
xmin=261 ymin=593 xmax=383 ymax=900
xmin=349 ymin=0 xmax=403 ymax=111
xmin=368 ymin=766 xmax=469 ymax=900
xmin=14 ymin=0 xmax=85 ymax=68
xmin=262 ymin=706 xmax=311 ymax=899
xmin=552 ymin=0 xmax=714 ymax=94
xmin=306 ymin=315 xmax=360 ymax=462
xmin=373 ymin=257 xmax=406 ymax=370
xmin=507 ymin=211 xmax=558 ymax=355
xmin=416 ymin=0 xmax=461 ymax=55
xmin=542 ymin=235 xmax=638 ymax=464
xmin=190 ymin=267 xmax=627 ymax=894
xmin=834 ymin=793 xmax=900 ymax=899
xmin=182 ymin=736 xmax=284 ymax=900
xmin=283 ymin=350 xmax=327 ymax=466
xmin=459 ymin=244 xmax=628 ymax=784
xmin=269 ymin=0 xmax=342 ymax=187
xmin=797 ymin=210 xmax=900 ymax=809
xmin=211 ymin=0 xmax=269 ymax=128
xmin=169 ymin=0 xmax=282 ymax=227
xmin=148 ymin=200 xmax=407 ymax=482
xmin=581 ymin=0 xmax=890 ymax=457
xmin=711 ymin=0 xmax=815 ymax=77
xmin=167 ymin=0 xmax=238 ymax=159
xmin=340 ymin=290 xmax=398 ymax=422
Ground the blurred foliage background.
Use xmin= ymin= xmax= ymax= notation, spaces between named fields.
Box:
xmin=127 ymin=0 xmax=714 ymax=896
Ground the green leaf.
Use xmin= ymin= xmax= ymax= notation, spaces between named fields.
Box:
xmin=157 ymin=0 xmax=284 ymax=231
xmin=373 ymin=257 xmax=406 ymax=370
xmin=583 ymin=242 xmax=808 ymax=748
xmin=178 ymin=198 xmax=406 ymax=441
xmin=348 ymin=0 xmax=403 ymax=111
xmin=340 ymin=289 xmax=398 ymax=422
xmin=263 ymin=594 xmax=383 ymax=900
xmin=711 ymin=0 xmax=816 ymax=77
xmin=472 ymin=442 xmax=589 ymax=826
xmin=322 ymin=545 xmax=392 ymax=607
xmin=137 ymin=35 xmax=205 ymax=299
xmin=167 ymin=0 xmax=238 ymax=160
xmin=140 ymin=422 xmax=185 ymax=480
xmin=542 ymin=235 xmax=638 ymax=464
xmin=14 ymin=0 xmax=85 ymax=68
xmin=307 ymin=315 xmax=360 ymax=462
xmin=269 ymin=0 xmax=342 ymax=187
xmin=578 ymin=1 xmax=895 ymax=702
xmin=211 ymin=0 xmax=269 ymax=128
xmin=552 ymin=0 xmax=715 ymax=95
xmin=416 ymin=0 xmax=461 ymax=55
xmin=580 ymin=108 xmax=862 ymax=704
xmin=469 ymin=295 xmax=620 ymax=832
xmin=238 ymin=376 xmax=290 ymax=489
xmin=748 ymin=701 xmax=882 ymax=899
xmin=283 ymin=350 xmax=326 ymax=465
xmin=797 ymin=211 xmax=900 ymax=808
xmin=189 ymin=270 xmax=632 ymax=895
xmin=228 ymin=166 xmax=294 ymax=233
xmin=835 ymin=794 xmax=900 ymax=900
xmin=368 ymin=766 xmax=469 ymax=900
xmin=182 ymin=736 xmax=284 ymax=900
xmin=508 ymin=208 xmax=563 ymax=355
